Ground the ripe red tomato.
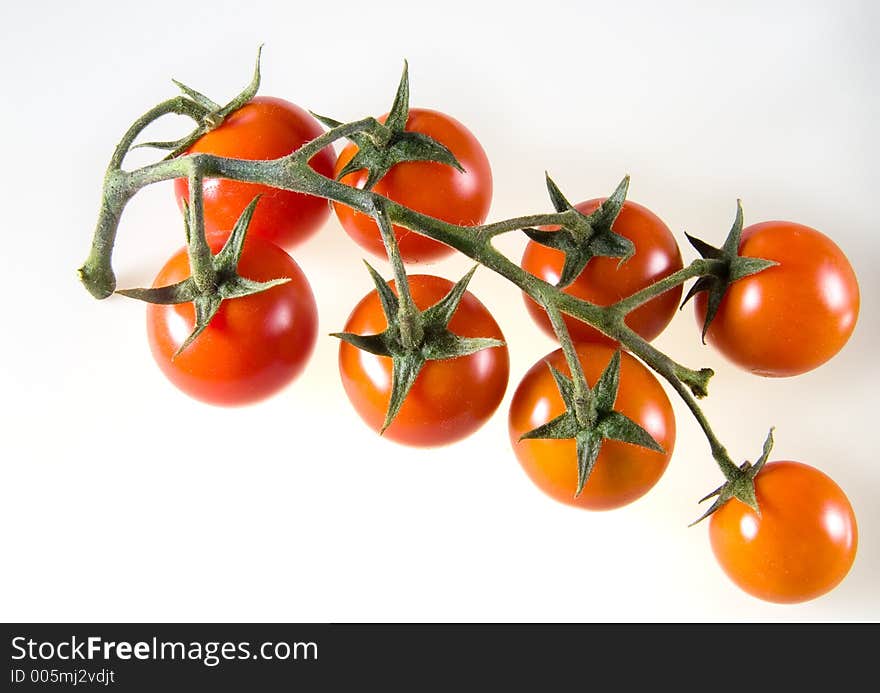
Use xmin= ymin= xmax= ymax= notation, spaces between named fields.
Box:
xmin=146 ymin=234 xmax=318 ymax=406
xmin=521 ymin=199 xmax=683 ymax=346
xmin=508 ymin=343 xmax=675 ymax=510
xmin=334 ymin=109 xmax=492 ymax=263
xmin=695 ymin=221 xmax=859 ymax=376
xmin=338 ymin=275 xmax=508 ymax=446
xmin=709 ymin=461 xmax=857 ymax=603
xmin=173 ymin=96 xmax=336 ymax=250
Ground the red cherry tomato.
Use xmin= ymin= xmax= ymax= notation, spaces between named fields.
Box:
xmin=334 ymin=109 xmax=493 ymax=263
xmin=696 ymin=221 xmax=859 ymax=376
xmin=174 ymin=96 xmax=336 ymax=250
xmin=508 ymin=343 xmax=675 ymax=510
xmin=521 ymin=199 xmax=683 ymax=346
xmin=146 ymin=234 xmax=317 ymax=406
xmin=338 ymin=275 xmax=508 ymax=446
xmin=709 ymin=461 xmax=858 ymax=603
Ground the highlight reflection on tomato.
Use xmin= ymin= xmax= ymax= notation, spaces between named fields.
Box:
xmin=146 ymin=234 xmax=318 ymax=406
xmin=696 ymin=221 xmax=859 ymax=377
xmin=338 ymin=275 xmax=508 ymax=446
xmin=509 ymin=343 xmax=675 ymax=510
xmin=521 ymin=199 xmax=682 ymax=346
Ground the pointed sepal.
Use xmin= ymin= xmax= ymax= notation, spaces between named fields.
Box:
xmin=421 ymin=333 xmax=505 ymax=360
xmin=597 ymin=411 xmax=665 ymax=453
xmin=575 ymin=431 xmax=603 ymax=496
xmin=681 ymin=201 xmax=779 ymax=342
xmin=592 ymin=350 xmax=621 ymax=414
xmin=360 ymin=263 xmax=398 ymax=322
xmin=311 ymin=112 xmax=344 ymax=130
xmin=421 ymin=266 xmax=477 ymax=328
xmin=385 ymin=60 xmax=411 ymax=133
xmin=116 ymin=277 xmax=199 ymax=305
xmin=519 ymin=412 xmax=579 ymax=441
xmin=172 ymin=294 xmax=222 ymax=358
xmin=330 ymin=332 xmax=392 ymax=356
xmin=382 ymin=354 xmax=426 ymax=433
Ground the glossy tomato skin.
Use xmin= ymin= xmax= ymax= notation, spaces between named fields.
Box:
xmin=508 ymin=344 xmax=675 ymax=510
xmin=696 ymin=221 xmax=859 ymax=377
xmin=521 ymin=199 xmax=683 ymax=346
xmin=709 ymin=461 xmax=857 ymax=603
xmin=338 ymin=275 xmax=508 ymax=446
xmin=173 ymin=96 xmax=336 ymax=250
xmin=334 ymin=109 xmax=492 ymax=263
xmin=147 ymin=234 xmax=318 ymax=406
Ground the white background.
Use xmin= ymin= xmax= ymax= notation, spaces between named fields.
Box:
xmin=1 ymin=0 xmax=877 ymax=622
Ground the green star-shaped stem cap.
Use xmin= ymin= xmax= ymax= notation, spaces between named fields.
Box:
xmin=520 ymin=350 xmax=664 ymax=496
xmin=313 ymin=61 xmax=463 ymax=190
xmin=116 ymin=196 xmax=290 ymax=357
xmin=680 ymin=201 xmax=778 ymax=342
xmin=690 ymin=428 xmax=775 ymax=525
xmin=523 ymin=175 xmax=635 ymax=289
xmin=332 ymin=264 xmax=505 ymax=432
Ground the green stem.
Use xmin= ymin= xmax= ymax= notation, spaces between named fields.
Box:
xmin=612 ymin=259 xmax=714 ymax=315
xmin=185 ymin=169 xmax=216 ymax=293
xmin=478 ymin=211 xmax=578 ymax=239
xmin=612 ymin=324 xmax=736 ymax=476
xmin=294 ymin=117 xmax=379 ymax=162
xmin=544 ymin=300 xmax=591 ymax=424
xmin=78 ymin=97 xmax=208 ymax=298
xmin=110 ymin=96 xmax=207 ymax=171
xmin=374 ymin=202 xmax=423 ymax=349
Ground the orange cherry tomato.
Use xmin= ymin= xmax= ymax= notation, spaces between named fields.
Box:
xmin=521 ymin=199 xmax=683 ymax=346
xmin=709 ymin=461 xmax=858 ymax=603
xmin=334 ymin=109 xmax=492 ymax=263
xmin=146 ymin=234 xmax=317 ymax=406
xmin=338 ymin=275 xmax=508 ymax=446
xmin=174 ymin=96 xmax=336 ymax=250
xmin=695 ymin=221 xmax=859 ymax=376
xmin=508 ymin=343 xmax=675 ymax=510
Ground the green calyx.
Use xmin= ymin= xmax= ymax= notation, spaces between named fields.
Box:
xmin=690 ymin=428 xmax=775 ymax=525
xmin=680 ymin=200 xmax=778 ymax=342
xmin=131 ymin=46 xmax=264 ymax=160
xmin=116 ymin=197 xmax=289 ymax=357
xmin=313 ymin=61 xmax=463 ymax=190
xmin=332 ymin=264 xmax=504 ymax=433
xmin=524 ymin=175 xmax=634 ymax=289
xmin=520 ymin=351 xmax=665 ymax=496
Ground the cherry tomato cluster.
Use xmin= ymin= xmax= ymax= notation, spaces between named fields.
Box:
xmin=98 ymin=63 xmax=861 ymax=607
